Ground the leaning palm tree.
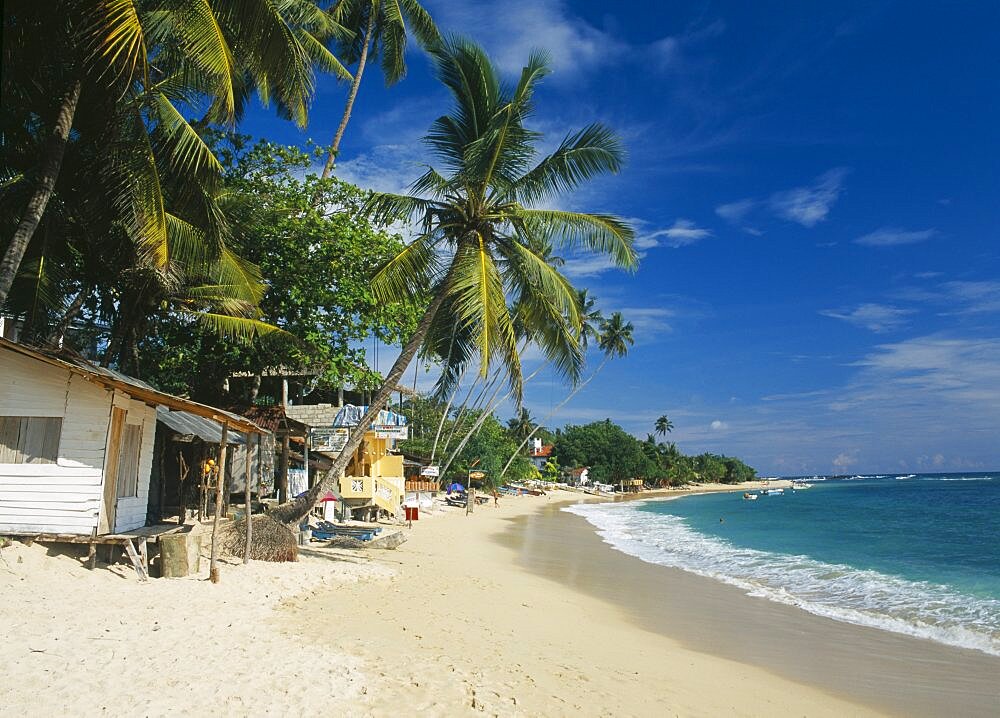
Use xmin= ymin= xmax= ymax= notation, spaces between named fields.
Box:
xmin=655 ymin=415 xmax=674 ymax=438
xmin=498 ymin=312 xmax=635 ymax=480
xmin=271 ymin=38 xmax=637 ymax=523
xmin=320 ymin=0 xmax=441 ymax=177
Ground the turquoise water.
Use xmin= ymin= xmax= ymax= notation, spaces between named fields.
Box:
xmin=566 ymin=474 xmax=1000 ymax=656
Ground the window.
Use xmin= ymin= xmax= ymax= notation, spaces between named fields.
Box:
xmin=115 ymin=424 xmax=142 ymax=498
xmin=0 ymin=416 xmax=61 ymax=464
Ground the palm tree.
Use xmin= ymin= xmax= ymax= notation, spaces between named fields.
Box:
xmin=576 ymin=289 xmax=604 ymax=351
xmin=508 ymin=408 xmax=536 ymax=443
xmin=320 ymin=0 xmax=441 ymax=177
xmin=272 ymin=38 xmax=636 ymax=523
xmin=1 ymin=0 xmax=348 ymax=306
xmin=498 ymin=312 xmax=635 ymax=480
xmin=655 ymin=415 xmax=674 ymax=438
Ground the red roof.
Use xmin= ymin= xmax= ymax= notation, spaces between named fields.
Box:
xmin=530 ymin=444 xmax=554 ymax=458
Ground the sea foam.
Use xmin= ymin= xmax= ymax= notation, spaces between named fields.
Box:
xmin=565 ymin=500 xmax=1000 ymax=657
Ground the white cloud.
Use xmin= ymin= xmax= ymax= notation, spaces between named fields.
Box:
xmin=855 ymin=227 xmax=938 ymax=247
xmin=832 ymin=452 xmax=858 ymax=470
xmin=613 ymin=306 xmax=676 ymax=338
xmin=710 ymin=420 xmax=728 ymax=430
xmin=638 ymin=219 xmax=712 ymax=249
xmin=769 ymin=167 xmax=849 ymax=227
xmin=425 ymin=0 xmax=626 ymax=77
xmin=560 ymin=254 xmax=622 ymax=279
xmin=715 ymin=199 xmax=756 ymax=223
xmin=941 ymin=281 xmax=1000 ymax=314
xmin=820 ymin=303 xmax=915 ymax=333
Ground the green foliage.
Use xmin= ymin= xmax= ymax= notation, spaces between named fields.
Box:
xmin=554 ymin=420 xmax=756 ymax=487
xmin=137 ymin=138 xmax=422 ymax=400
xmin=540 ymin=459 xmax=561 ymax=482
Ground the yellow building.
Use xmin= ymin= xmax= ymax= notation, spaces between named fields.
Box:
xmin=338 ymin=434 xmax=404 ymax=518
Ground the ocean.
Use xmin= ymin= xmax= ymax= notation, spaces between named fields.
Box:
xmin=565 ymin=473 xmax=1000 ymax=657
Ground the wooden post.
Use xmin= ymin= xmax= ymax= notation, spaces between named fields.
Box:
xmin=177 ymin=451 xmax=189 ymax=525
xmin=209 ymin=422 xmax=229 ymax=583
xmin=157 ymin=441 xmax=167 ymax=523
xmin=279 ymin=431 xmax=290 ymax=503
xmin=244 ymin=436 xmax=252 ymax=564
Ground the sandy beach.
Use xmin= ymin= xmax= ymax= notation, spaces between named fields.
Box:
xmin=3 ymin=486 xmax=999 ymax=716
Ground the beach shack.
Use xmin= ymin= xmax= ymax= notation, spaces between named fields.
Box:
xmin=0 ymin=338 xmax=266 ymax=565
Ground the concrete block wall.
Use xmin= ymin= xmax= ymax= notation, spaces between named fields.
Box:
xmin=285 ymin=403 xmax=341 ymax=427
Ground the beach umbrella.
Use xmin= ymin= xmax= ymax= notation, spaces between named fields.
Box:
xmin=448 ymin=482 xmax=466 ymax=493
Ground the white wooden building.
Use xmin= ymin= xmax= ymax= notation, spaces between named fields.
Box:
xmin=0 ymin=338 xmax=265 ymax=538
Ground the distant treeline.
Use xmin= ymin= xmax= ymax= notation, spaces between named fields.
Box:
xmin=552 ymin=419 xmax=757 ymax=486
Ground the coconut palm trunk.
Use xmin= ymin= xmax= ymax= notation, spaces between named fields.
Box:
xmin=498 ymin=355 xmax=611 ymax=480
xmin=48 ymin=283 xmax=91 ymax=346
xmin=0 ymin=80 xmax=81 ymax=305
xmin=431 ymin=361 xmax=465 ymax=461
xmin=270 ymin=260 xmax=459 ymax=526
xmin=438 ymin=361 xmax=545 ymax=479
xmin=320 ymin=11 xmax=375 ymax=179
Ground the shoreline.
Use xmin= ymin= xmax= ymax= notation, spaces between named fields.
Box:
xmin=505 ymin=495 xmax=1000 ymax=717
xmin=3 ymin=487 xmax=997 ymax=715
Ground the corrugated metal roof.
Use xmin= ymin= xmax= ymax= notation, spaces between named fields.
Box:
xmin=0 ymin=338 xmax=267 ymax=435
xmin=156 ymin=407 xmax=245 ymax=445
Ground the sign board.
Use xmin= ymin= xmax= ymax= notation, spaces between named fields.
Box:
xmin=420 ymin=465 xmax=440 ymax=477
xmin=468 ymin=470 xmax=487 ymax=480
xmin=373 ymin=424 xmax=408 ymax=440
xmin=312 ymin=428 xmax=350 ymax=453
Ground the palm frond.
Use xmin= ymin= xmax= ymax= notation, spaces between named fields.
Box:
xmin=370 ymin=232 xmax=440 ymax=304
xmin=515 ymin=208 xmax=638 ymax=271
xmin=510 ymin=123 xmax=625 ymax=205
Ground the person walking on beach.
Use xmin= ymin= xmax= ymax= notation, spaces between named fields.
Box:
xmin=493 ymin=488 xmax=499 ymax=507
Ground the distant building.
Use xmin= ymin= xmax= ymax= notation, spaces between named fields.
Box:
xmin=528 ymin=437 xmax=554 ymax=470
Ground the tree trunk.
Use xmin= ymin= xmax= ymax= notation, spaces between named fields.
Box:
xmin=320 ymin=11 xmax=375 ymax=179
xmin=0 ymin=79 xmax=81 ymax=305
xmin=439 ymin=378 xmax=509 ymax=479
xmin=269 ymin=259 xmax=460 ymax=526
xmin=439 ymin=361 xmax=544 ymax=479
xmin=499 ymin=356 xmax=611 ymax=480
xmin=431 ymin=363 xmax=465 ymax=461
xmin=47 ymin=283 xmax=91 ymax=346
xmin=248 ymin=373 xmax=261 ymax=402
xmin=209 ymin=423 xmax=229 ymax=583
xmin=244 ymin=437 xmax=253 ymax=564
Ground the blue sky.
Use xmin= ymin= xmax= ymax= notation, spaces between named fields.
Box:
xmin=243 ymin=1 xmax=1000 ymax=475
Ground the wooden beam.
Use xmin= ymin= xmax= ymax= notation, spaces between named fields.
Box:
xmin=244 ymin=438 xmax=252 ymax=564
xmin=209 ymin=421 xmax=228 ymax=584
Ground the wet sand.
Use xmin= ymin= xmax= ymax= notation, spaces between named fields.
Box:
xmin=498 ymin=499 xmax=1000 ymax=717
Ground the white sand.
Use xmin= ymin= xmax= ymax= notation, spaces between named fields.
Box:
xmin=1 ymin=488 xmax=880 ymax=717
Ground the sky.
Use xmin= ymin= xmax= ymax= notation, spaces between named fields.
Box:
xmin=242 ymin=1 xmax=1000 ymax=475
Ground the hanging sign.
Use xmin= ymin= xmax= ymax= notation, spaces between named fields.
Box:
xmin=420 ymin=465 xmax=440 ymax=477
xmin=312 ymin=428 xmax=350 ymax=453
xmin=468 ymin=470 xmax=487 ymax=480
xmin=373 ymin=425 xmax=409 ymax=440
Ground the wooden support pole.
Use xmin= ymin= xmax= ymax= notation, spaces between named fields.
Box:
xmin=244 ymin=436 xmax=252 ymax=564
xmin=279 ymin=432 xmax=290 ymax=503
xmin=209 ymin=422 xmax=229 ymax=584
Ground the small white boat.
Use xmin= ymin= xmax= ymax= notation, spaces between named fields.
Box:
xmin=743 ymin=492 xmax=758 ymax=500
xmin=765 ymin=488 xmax=784 ymax=495
xmin=791 ymin=481 xmax=812 ymax=489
